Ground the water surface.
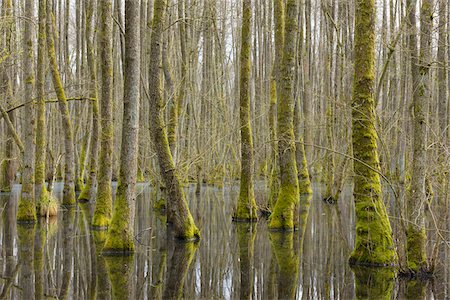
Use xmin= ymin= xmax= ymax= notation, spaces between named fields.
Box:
xmin=0 ymin=183 xmax=448 ymax=299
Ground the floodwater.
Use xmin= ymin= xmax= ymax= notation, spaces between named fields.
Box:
xmin=0 ymin=182 xmax=448 ymax=299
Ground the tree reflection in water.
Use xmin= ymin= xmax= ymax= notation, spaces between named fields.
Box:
xmin=0 ymin=183 xmax=448 ymax=299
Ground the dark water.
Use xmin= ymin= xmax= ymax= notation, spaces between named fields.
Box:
xmin=0 ymin=182 xmax=448 ymax=299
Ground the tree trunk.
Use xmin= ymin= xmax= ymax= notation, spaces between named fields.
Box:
xmin=17 ymin=0 xmax=37 ymax=222
xmin=234 ymin=0 xmax=257 ymax=221
xmin=92 ymin=0 xmax=114 ymax=228
xmin=104 ymin=0 xmax=140 ymax=253
xmin=349 ymin=0 xmax=396 ymax=266
xmin=147 ymin=0 xmax=199 ymax=240
xmin=404 ymin=0 xmax=430 ymax=276
xmin=78 ymin=0 xmax=100 ymax=202
xmin=0 ymin=0 xmax=16 ymax=192
xmin=46 ymin=0 xmax=76 ymax=205
xmin=35 ymin=0 xmax=55 ymax=216
xmin=268 ymin=0 xmax=300 ymax=230
xmin=267 ymin=0 xmax=284 ymax=210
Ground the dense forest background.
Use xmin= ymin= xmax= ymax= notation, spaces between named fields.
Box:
xmin=0 ymin=0 xmax=449 ymax=298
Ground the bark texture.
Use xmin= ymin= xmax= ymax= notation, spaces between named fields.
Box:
xmin=349 ymin=0 xmax=396 ymax=266
xmin=405 ymin=0 xmax=430 ymax=275
xmin=234 ymin=0 xmax=257 ymax=221
xmin=18 ymin=0 xmax=37 ymax=222
xmin=148 ymin=0 xmax=199 ymax=240
xmin=78 ymin=0 xmax=100 ymax=202
xmin=46 ymin=0 xmax=76 ymax=205
xmin=93 ymin=0 xmax=114 ymax=228
xmin=269 ymin=0 xmax=300 ymax=230
xmin=104 ymin=0 xmax=140 ymax=253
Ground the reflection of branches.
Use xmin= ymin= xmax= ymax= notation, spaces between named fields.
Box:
xmin=0 ymin=262 xmax=21 ymax=298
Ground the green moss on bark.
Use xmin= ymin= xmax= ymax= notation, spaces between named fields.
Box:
xmin=17 ymin=193 xmax=37 ymax=223
xmin=37 ymin=187 xmax=58 ymax=217
xmin=268 ymin=0 xmax=300 ymax=231
xmin=92 ymin=183 xmax=112 ymax=228
xmin=269 ymin=183 xmax=298 ymax=230
xmin=103 ymin=190 xmax=134 ymax=253
xmin=350 ymin=0 xmax=396 ymax=266
xmin=234 ymin=0 xmax=258 ymax=222
xmin=405 ymin=226 xmax=427 ymax=273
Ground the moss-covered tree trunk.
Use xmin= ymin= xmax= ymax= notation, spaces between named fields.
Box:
xmin=17 ymin=0 xmax=37 ymax=222
xmin=404 ymin=0 xmax=430 ymax=275
xmin=268 ymin=0 xmax=300 ymax=230
xmin=234 ymin=0 xmax=257 ymax=221
xmin=78 ymin=0 xmax=100 ymax=202
xmin=35 ymin=0 xmax=56 ymax=217
xmin=0 ymin=0 xmax=16 ymax=193
xmin=268 ymin=0 xmax=284 ymax=210
xmin=349 ymin=0 xmax=396 ymax=266
xmin=92 ymin=0 xmax=114 ymax=228
xmin=148 ymin=0 xmax=199 ymax=240
xmin=103 ymin=0 xmax=140 ymax=254
xmin=46 ymin=0 xmax=76 ymax=205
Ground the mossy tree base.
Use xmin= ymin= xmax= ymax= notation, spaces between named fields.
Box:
xmin=62 ymin=182 xmax=76 ymax=206
xmin=233 ymin=194 xmax=258 ymax=222
xmin=268 ymin=183 xmax=298 ymax=230
xmin=17 ymin=193 xmax=37 ymax=223
xmin=401 ymin=226 xmax=429 ymax=277
xmin=37 ymin=187 xmax=58 ymax=217
xmin=103 ymin=192 xmax=134 ymax=254
xmin=92 ymin=183 xmax=112 ymax=229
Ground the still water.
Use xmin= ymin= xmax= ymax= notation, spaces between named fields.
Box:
xmin=0 ymin=182 xmax=448 ymax=299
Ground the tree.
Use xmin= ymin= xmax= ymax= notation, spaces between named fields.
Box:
xmin=404 ymin=0 xmax=431 ymax=276
xmin=92 ymin=0 xmax=114 ymax=228
xmin=46 ymin=0 xmax=76 ymax=205
xmin=267 ymin=0 xmax=283 ymax=210
xmin=17 ymin=0 xmax=37 ymax=222
xmin=35 ymin=0 xmax=57 ymax=217
xmin=234 ymin=0 xmax=257 ymax=221
xmin=0 ymin=0 xmax=16 ymax=193
xmin=103 ymin=0 xmax=140 ymax=253
xmin=349 ymin=0 xmax=396 ymax=266
xmin=78 ymin=0 xmax=100 ymax=202
xmin=147 ymin=0 xmax=199 ymax=240
xmin=269 ymin=0 xmax=300 ymax=230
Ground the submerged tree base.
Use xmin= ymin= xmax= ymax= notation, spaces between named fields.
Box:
xmin=268 ymin=183 xmax=298 ymax=230
xmin=103 ymin=192 xmax=134 ymax=254
xmin=37 ymin=188 xmax=58 ymax=217
xmin=17 ymin=194 xmax=37 ymax=223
